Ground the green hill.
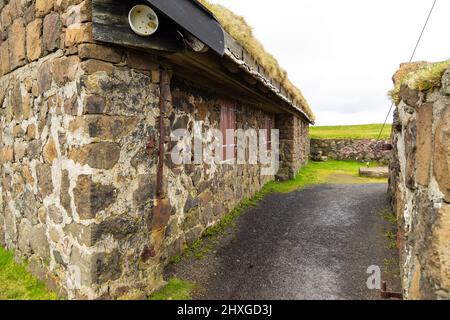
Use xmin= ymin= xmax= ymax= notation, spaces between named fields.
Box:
xmin=310 ymin=124 xmax=392 ymax=140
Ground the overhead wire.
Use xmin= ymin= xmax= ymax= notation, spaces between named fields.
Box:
xmin=376 ymin=0 xmax=438 ymax=141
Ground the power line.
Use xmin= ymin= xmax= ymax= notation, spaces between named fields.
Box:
xmin=376 ymin=0 xmax=438 ymax=141
xmin=408 ymin=0 xmax=438 ymax=63
xmin=377 ymin=102 xmax=394 ymax=141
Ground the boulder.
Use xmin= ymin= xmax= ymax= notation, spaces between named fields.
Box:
xmin=359 ymin=167 xmax=389 ymax=178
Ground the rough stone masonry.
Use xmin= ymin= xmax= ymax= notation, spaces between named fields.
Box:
xmin=389 ymin=65 xmax=450 ymax=300
xmin=310 ymin=138 xmax=391 ymax=164
xmin=0 ymin=0 xmax=310 ymax=299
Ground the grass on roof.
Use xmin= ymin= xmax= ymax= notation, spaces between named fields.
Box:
xmin=198 ymin=0 xmax=315 ymax=121
xmin=0 ymin=247 xmax=58 ymax=300
xmin=310 ymin=124 xmax=392 ymax=140
xmin=389 ymin=59 xmax=450 ymax=104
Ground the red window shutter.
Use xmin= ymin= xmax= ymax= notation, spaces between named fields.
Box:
xmin=220 ymin=104 xmax=227 ymax=160
xmin=220 ymin=100 xmax=237 ymax=161
xmin=227 ymin=106 xmax=235 ymax=160
xmin=265 ymin=114 xmax=273 ymax=150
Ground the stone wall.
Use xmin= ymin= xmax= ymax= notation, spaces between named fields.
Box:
xmin=277 ymin=113 xmax=309 ymax=180
xmin=310 ymin=138 xmax=391 ymax=164
xmin=0 ymin=1 xmax=310 ymax=299
xmin=389 ymin=66 xmax=450 ymax=299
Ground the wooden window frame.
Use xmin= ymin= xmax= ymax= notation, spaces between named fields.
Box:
xmin=220 ymin=100 xmax=237 ymax=162
xmin=265 ymin=114 xmax=275 ymax=151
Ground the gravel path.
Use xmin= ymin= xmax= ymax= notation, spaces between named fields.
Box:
xmin=166 ymin=183 xmax=401 ymax=300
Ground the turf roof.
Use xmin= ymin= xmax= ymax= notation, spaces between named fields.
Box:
xmin=390 ymin=59 xmax=450 ymax=104
xmin=197 ymin=0 xmax=315 ymax=121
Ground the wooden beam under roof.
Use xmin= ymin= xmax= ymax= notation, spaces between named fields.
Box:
xmin=163 ymin=50 xmax=307 ymax=118
xmin=92 ymin=0 xmax=185 ymax=52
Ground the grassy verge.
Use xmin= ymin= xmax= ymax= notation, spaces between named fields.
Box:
xmin=0 ymin=247 xmax=58 ymax=300
xmin=380 ymin=209 xmax=400 ymax=278
xmin=381 ymin=209 xmax=398 ymax=250
xmin=148 ymin=278 xmax=195 ymax=300
xmin=310 ymin=124 xmax=392 ymax=140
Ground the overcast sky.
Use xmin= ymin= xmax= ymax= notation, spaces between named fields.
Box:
xmin=209 ymin=0 xmax=450 ymax=126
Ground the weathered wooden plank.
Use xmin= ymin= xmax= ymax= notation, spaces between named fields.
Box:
xmin=223 ymin=57 xmax=240 ymax=74
xmin=286 ymin=92 xmax=292 ymax=103
xmin=280 ymin=87 xmax=287 ymax=99
xmin=242 ymin=49 xmax=257 ymax=73
xmin=92 ymin=0 xmax=184 ymax=52
xmin=257 ymin=82 xmax=270 ymax=93
xmin=258 ymin=64 xmax=269 ymax=82
xmin=242 ymin=73 xmax=258 ymax=85
xmin=224 ymin=32 xmax=243 ymax=60
xmin=272 ymin=80 xmax=281 ymax=93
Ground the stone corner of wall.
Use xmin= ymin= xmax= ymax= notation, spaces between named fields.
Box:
xmin=389 ymin=75 xmax=449 ymax=299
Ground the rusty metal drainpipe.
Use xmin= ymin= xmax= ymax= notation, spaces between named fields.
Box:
xmin=156 ymin=68 xmax=167 ymax=200
xmin=151 ymin=67 xmax=169 ymax=231
xmin=380 ymin=281 xmax=403 ymax=300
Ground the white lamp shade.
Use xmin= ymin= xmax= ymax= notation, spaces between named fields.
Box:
xmin=128 ymin=5 xmax=159 ymax=37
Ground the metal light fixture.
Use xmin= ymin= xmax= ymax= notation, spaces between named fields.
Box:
xmin=128 ymin=4 xmax=159 ymax=37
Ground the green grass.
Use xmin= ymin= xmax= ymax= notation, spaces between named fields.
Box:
xmin=383 ymin=230 xmax=398 ymax=250
xmin=381 ymin=209 xmax=398 ymax=250
xmin=148 ymin=278 xmax=195 ymax=300
xmin=0 ymin=247 xmax=58 ymax=300
xmin=383 ymin=257 xmax=400 ymax=277
xmin=381 ymin=208 xmax=397 ymax=226
xmin=263 ymin=160 xmax=387 ymax=194
xmin=380 ymin=208 xmax=400 ymax=279
xmin=310 ymin=124 xmax=392 ymax=140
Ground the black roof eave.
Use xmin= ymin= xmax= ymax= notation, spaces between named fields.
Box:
xmin=145 ymin=0 xmax=225 ymax=56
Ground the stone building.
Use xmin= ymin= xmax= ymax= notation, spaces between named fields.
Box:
xmin=389 ymin=62 xmax=449 ymax=299
xmin=0 ymin=0 xmax=314 ymax=298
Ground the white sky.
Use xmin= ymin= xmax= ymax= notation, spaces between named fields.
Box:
xmin=209 ymin=0 xmax=450 ymax=126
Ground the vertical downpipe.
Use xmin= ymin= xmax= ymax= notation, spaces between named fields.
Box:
xmin=152 ymin=67 xmax=169 ymax=231
xmin=156 ymin=68 xmax=167 ymax=200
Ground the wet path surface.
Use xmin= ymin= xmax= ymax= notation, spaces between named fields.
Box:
xmin=166 ymin=184 xmax=400 ymax=300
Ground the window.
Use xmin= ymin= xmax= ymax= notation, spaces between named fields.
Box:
xmin=265 ymin=114 xmax=274 ymax=150
xmin=220 ymin=100 xmax=236 ymax=161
